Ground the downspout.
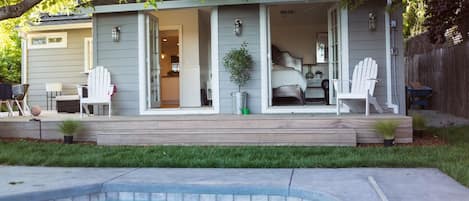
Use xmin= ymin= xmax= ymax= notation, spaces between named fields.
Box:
xmin=385 ymin=0 xmax=399 ymax=114
xmin=20 ymin=32 xmax=29 ymax=106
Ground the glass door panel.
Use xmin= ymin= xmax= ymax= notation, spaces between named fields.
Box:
xmin=328 ymin=5 xmax=341 ymax=105
xmin=146 ymin=14 xmax=160 ymax=108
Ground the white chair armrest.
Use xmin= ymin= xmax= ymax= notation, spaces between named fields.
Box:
xmin=76 ymin=84 xmax=87 ymax=98
xmin=108 ymin=84 xmax=115 ymax=96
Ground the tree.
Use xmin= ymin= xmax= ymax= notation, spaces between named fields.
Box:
xmin=0 ymin=0 xmax=43 ymax=21
xmin=0 ymin=0 xmax=80 ymax=83
xmin=424 ymin=0 xmax=469 ymax=44
xmin=403 ymin=0 xmax=427 ymax=39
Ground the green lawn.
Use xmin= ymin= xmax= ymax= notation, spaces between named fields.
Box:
xmin=0 ymin=126 xmax=468 ymax=187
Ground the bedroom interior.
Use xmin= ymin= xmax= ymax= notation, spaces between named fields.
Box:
xmin=269 ymin=3 xmax=335 ymax=107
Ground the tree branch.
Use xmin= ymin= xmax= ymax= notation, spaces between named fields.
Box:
xmin=0 ymin=0 xmax=44 ymax=21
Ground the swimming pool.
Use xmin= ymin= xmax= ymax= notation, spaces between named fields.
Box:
xmin=46 ymin=191 xmax=340 ymax=201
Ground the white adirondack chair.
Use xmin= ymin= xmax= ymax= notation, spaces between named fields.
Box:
xmin=333 ymin=57 xmax=383 ymax=116
xmin=77 ymin=66 xmax=114 ymax=118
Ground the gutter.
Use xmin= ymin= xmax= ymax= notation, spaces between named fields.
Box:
xmin=385 ymin=0 xmax=399 ymax=114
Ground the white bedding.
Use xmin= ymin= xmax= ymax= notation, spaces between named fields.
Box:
xmin=271 ymin=65 xmax=307 ymax=91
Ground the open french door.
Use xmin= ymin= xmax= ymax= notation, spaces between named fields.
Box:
xmin=146 ymin=14 xmax=160 ymax=109
xmin=328 ymin=5 xmax=341 ymax=105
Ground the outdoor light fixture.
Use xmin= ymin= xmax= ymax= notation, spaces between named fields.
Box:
xmin=112 ymin=26 xmax=120 ymax=42
xmin=368 ymin=12 xmax=377 ymax=31
xmin=234 ymin=19 xmax=243 ymax=36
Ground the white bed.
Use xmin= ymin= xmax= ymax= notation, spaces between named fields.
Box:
xmin=271 ymin=45 xmax=307 ymax=104
xmin=272 ymin=65 xmax=307 ymax=92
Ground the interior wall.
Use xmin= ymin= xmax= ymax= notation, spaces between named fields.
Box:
xmin=152 ymin=9 xmax=201 ymax=107
xmin=270 ymin=3 xmax=331 ymax=65
xmin=271 ymin=25 xmax=327 ymax=65
xmin=160 ymin=35 xmax=178 ymax=75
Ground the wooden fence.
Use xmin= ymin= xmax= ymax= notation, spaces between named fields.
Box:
xmin=405 ymin=38 xmax=469 ymax=118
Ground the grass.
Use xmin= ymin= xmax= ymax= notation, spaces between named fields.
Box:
xmin=0 ymin=126 xmax=468 ymax=187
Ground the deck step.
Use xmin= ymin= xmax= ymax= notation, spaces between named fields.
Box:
xmin=0 ymin=114 xmax=412 ymax=146
xmin=96 ymin=128 xmax=357 ymax=146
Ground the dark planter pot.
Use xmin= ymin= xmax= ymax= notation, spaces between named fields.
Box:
xmin=384 ymin=139 xmax=395 ymax=147
xmin=63 ymin=136 xmax=74 ymax=144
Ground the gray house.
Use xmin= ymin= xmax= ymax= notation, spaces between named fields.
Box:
xmin=21 ymin=0 xmax=405 ymax=116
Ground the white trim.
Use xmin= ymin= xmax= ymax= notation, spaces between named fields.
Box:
xmin=94 ymin=0 xmax=339 ymax=13
xmin=140 ymin=107 xmax=217 ymax=115
xmin=340 ymin=7 xmax=349 ymax=88
xmin=27 ymin=22 xmax=92 ymax=32
xmin=385 ymin=0 xmax=399 ymax=114
xmin=210 ymin=7 xmax=220 ymax=113
xmin=339 ymin=5 xmax=351 ymax=112
xmin=260 ymin=5 xmax=269 ymax=113
xmin=264 ymin=106 xmax=337 ymax=114
xmin=21 ymin=36 xmax=28 ymax=84
xmin=27 ymin=32 xmax=67 ymax=49
xmin=138 ymin=11 xmax=147 ymax=114
xmin=83 ymin=37 xmax=93 ymax=73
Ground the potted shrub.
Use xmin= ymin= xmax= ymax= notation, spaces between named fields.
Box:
xmin=374 ymin=120 xmax=400 ymax=147
xmin=412 ymin=114 xmax=427 ymax=138
xmin=222 ymin=42 xmax=253 ymax=115
xmin=58 ymin=120 xmax=81 ymax=144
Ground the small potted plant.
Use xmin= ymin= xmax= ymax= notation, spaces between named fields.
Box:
xmin=58 ymin=119 xmax=81 ymax=144
xmin=412 ymin=114 xmax=427 ymax=138
xmin=223 ymin=42 xmax=253 ymax=115
xmin=374 ymin=120 xmax=400 ymax=147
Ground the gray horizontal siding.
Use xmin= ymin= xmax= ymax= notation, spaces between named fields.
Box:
xmin=94 ymin=12 xmax=140 ymax=115
xmin=27 ymin=28 xmax=91 ymax=110
xmin=347 ymin=0 xmax=389 ymax=113
xmin=218 ymin=5 xmax=261 ymax=114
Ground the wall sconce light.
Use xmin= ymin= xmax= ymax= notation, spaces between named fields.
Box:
xmin=234 ymin=19 xmax=243 ymax=36
xmin=368 ymin=12 xmax=376 ymax=31
xmin=112 ymin=26 xmax=120 ymax=42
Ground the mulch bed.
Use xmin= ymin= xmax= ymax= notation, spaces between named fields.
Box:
xmin=359 ymin=131 xmax=446 ymax=147
xmin=1 ymin=131 xmax=446 ymax=147
xmin=0 ymin=137 xmax=96 ymax=145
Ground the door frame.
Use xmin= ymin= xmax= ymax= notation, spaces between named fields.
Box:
xmin=259 ymin=3 xmax=349 ymax=114
xmin=138 ymin=8 xmax=220 ymax=115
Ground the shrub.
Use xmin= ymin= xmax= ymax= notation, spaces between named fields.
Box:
xmin=58 ymin=120 xmax=81 ymax=136
xmin=374 ymin=120 xmax=400 ymax=140
xmin=412 ymin=114 xmax=427 ymax=130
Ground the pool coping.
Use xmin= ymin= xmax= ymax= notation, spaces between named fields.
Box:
xmin=1 ymin=167 xmax=468 ymax=201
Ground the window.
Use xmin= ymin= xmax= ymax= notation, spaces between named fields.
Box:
xmin=84 ymin=37 xmax=93 ymax=72
xmin=28 ymin=32 xmax=67 ymax=49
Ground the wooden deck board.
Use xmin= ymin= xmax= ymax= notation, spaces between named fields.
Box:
xmin=0 ymin=113 xmax=412 ymax=146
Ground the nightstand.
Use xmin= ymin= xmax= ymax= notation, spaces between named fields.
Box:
xmin=305 ymin=78 xmax=324 ymax=102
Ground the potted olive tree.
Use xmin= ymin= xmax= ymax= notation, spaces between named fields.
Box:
xmin=223 ymin=42 xmax=253 ymax=115
xmin=374 ymin=120 xmax=400 ymax=147
xmin=58 ymin=119 xmax=81 ymax=144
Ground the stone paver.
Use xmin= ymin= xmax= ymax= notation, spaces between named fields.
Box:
xmin=104 ymin=168 xmax=292 ymax=195
xmin=0 ymin=166 xmax=468 ymax=201
xmin=0 ymin=166 xmax=134 ymax=201
xmin=291 ymin=168 xmax=469 ymax=201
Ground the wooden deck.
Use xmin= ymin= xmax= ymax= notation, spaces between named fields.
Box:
xmin=0 ymin=112 xmax=412 ymax=146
